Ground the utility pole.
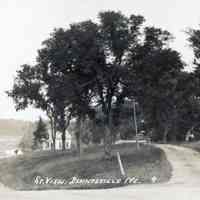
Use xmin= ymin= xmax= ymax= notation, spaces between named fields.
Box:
xmin=133 ymin=99 xmax=139 ymax=150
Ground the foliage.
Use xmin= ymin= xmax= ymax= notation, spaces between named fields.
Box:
xmin=33 ymin=117 xmax=48 ymax=149
xmin=9 ymin=10 xmax=199 ymax=155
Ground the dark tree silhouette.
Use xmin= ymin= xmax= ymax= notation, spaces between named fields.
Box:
xmin=33 ymin=117 xmax=48 ymax=149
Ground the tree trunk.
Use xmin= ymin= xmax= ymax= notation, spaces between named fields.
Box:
xmin=163 ymin=127 xmax=169 ymax=144
xmin=51 ymin=121 xmax=56 ymax=151
xmin=50 ymin=116 xmax=56 ymax=151
xmin=103 ymin=110 xmax=113 ymax=159
xmin=172 ymin=107 xmax=178 ymax=143
xmin=62 ymin=127 xmax=66 ymax=151
xmin=171 ymin=133 xmax=177 ymax=143
xmin=76 ymin=131 xmax=81 ymax=156
xmin=59 ymin=111 xmax=66 ymax=151
xmin=52 ymin=137 xmax=56 ymax=150
xmin=104 ymin=125 xmax=112 ymax=158
xmin=76 ymin=116 xmax=83 ymax=157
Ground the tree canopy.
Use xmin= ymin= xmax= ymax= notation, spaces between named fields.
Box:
xmin=8 ymin=10 xmax=197 ymax=156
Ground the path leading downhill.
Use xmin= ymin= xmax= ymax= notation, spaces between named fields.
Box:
xmin=157 ymin=144 xmax=200 ymax=187
xmin=1 ymin=144 xmax=200 ymax=200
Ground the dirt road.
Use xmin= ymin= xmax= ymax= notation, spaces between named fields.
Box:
xmin=1 ymin=144 xmax=200 ymax=200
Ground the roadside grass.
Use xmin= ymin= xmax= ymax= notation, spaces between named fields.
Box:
xmin=180 ymin=141 xmax=200 ymax=152
xmin=0 ymin=143 xmax=172 ymax=190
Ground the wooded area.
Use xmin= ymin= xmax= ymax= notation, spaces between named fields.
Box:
xmin=7 ymin=11 xmax=200 ymax=157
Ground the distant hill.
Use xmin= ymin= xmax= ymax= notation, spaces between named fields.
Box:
xmin=0 ymin=119 xmax=34 ymax=138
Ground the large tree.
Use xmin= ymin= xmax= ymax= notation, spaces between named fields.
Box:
xmin=125 ymin=27 xmax=185 ymax=142
xmin=7 ymin=63 xmax=59 ymax=150
xmin=31 ymin=12 xmax=146 ymax=157
xmin=8 ymin=10 xmax=187 ymax=156
xmin=185 ymin=27 xmax=200 ymax=140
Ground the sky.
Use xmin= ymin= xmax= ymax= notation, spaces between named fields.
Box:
xmin=0 ymin=0 xmax=200 ymax=121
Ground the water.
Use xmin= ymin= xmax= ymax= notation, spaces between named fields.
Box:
xmin=0 ymin=136 xmax=21 ymax=158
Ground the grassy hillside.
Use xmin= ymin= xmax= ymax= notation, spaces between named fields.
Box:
xmin=0 ymin=119 xmax=34 ymax=137
xmin=0 ymin=143 xmax=172 ymax=190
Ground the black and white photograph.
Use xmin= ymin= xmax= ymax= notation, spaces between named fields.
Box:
xmin=0 ymin=0 xmax=200 ymax=199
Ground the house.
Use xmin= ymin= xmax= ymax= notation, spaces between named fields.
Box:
xmin=42 ymin=130 xmax=72 ymax=150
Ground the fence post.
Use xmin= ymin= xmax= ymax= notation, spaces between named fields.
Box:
xmin=117 ymin=152 xmax=126 ymax=177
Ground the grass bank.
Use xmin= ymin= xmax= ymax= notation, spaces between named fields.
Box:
xmin=181 ymin=141 xmax=200 ymax=152
xmin=0 ymin=143 xmax=172 ymax=190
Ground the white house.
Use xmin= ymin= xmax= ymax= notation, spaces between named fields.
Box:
xmin=42 ymin=130 xmax=72 ymax=150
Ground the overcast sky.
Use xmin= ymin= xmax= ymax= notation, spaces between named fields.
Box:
xmin=0 ymin=0 xmax=199 ymax=121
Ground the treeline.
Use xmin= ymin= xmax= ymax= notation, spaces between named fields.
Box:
xmin=7 ymin=11 xmax=200 ymax=157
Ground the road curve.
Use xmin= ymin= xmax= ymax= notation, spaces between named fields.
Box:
xmin=1 ymin=144 xmax=200 ymax=200
xmin=157 ymin=144 xmax=200 ymax=187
